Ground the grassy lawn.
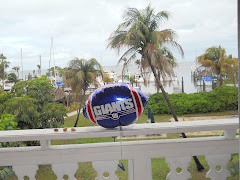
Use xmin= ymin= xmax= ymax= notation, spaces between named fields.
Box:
xmin=12 ymin=110 xmax=239 ymax=179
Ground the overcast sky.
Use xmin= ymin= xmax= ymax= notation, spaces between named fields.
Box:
xmin=0 ymin=0 xmax=237 ymax=71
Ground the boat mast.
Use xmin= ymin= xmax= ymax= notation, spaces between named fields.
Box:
xmin=52 ymin=37 xmax=57 ymax=86
xmin=49 ymin=41 xmax=51 ymax=78
xmin=39 ymin=55 xmax=41 ymax=77
xmin=21 ymin=48 xmax=23 ymax=80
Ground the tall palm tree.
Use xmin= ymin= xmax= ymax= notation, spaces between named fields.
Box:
xmin=0 ymin=54 xmax=10 ymax=88
xmin=197 ymin=45 xmax=238 ymax=87
xmin=108 ymin=5 xmax=204 ymax=171
xmin=64 ymin=58 xmax=103 ymax=127
xmin=107 ymin=5 xmax=183 ymax=122
xmin=12 ymin=66 xmax=20 ymax=79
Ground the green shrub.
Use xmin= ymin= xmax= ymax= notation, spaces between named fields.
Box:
xmin=146 ymin=86 xmax=238 ymax=115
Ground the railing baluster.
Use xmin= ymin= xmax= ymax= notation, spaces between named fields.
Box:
xmin=52 ymin=163 xmax=78 ymax=180
xmin=206 ymin=154 xmax=231 ymax=180
xmin=92 ymin=160 xmax=119 ymax=180
xmin=12 ymin=164 xmax=38 ymax=180
xmin=165 ymin=156 xmax=192 ymax=180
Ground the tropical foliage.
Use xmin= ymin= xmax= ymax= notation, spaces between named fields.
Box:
xmin=3 ymin=96 xmax=39 ymax=129
xmin=11 ymin=78 xmax=55 ymax=111
xmin=0 ymin=114 xmax=17 ymax=131
xmin=0 ymin=114 xmax=18 ymax=180
xmin=107 ymin=5 xmax=182 ymax=84
xmin=147 ymin=86 xmax=238 ymax=115
xmin=197 ymin=45 xmax=238 ymax=87
xmin=0 ymin=167 xmax=15 ymax=180
xmin=64 ymin=58 xmax=103 ymax=126
xmin=7 ymin=73 xmax=18 ymax=83
xmin=0 ymin=77 xmax=67 ymax=129
xmin=12 ymin=66 xmax=20 ymax=79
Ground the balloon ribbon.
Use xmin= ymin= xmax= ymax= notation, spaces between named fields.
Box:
xmin=118 ymin=125 xmax=125 ymax=171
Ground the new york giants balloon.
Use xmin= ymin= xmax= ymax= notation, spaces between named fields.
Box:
xmin=83 ymin=83 xmax=148 ymax=128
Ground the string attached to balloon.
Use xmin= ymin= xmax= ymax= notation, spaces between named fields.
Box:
xmin=118 ymin=124 xmax=125 ymax=171
xmin=83 ymin=83 xmax=148 ymax=172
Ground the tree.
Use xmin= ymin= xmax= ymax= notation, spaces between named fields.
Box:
xmin=197 ymin=45 xmax=238 ymax=87
xmin=12 ymin=66 xmax=20 ymax=79
xmin=129 ymin=75 xmax=136 ymax=86
xmin=0 ymin=114 xmax=17 ymax=180
xmin=37 ymin=64 xmax=41 ymax=77
xmin=11 ymin=78 xmax=54 ymax=111
xmin=102 ymin=73 xmax=113 ymax=84
xmin=7 ymin=73 xmax=17 ymax=83
xmin=64 ymin=58 xmax=103 ymax=127
xmin=107 ymin=5 xmax=183 ymax=123
xmin=0 ymin=92 xmax=12 ymax=112
xmin=0 ymin=77 xmax=67 ymax=129
xmin=3 ymin=96 xmax=39 ymax=129
xmin=0 ymin=54 xmax=10 ymax=88
xmin=108 ymin=4 xmax=204 ymax=171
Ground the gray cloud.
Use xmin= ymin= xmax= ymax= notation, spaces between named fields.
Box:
xmin=0 ymin=0 xmax=237 ymax=71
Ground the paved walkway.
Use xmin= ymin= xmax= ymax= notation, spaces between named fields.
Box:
xmin=65 ymin=109 xmax=82 ymax=118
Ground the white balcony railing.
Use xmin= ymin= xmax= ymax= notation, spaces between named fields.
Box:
xmin=0 ymin=118 xmax=238 ymax=180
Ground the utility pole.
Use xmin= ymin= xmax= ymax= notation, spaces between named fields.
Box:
xmin=49 ymin=48 xmax=51 ymax=78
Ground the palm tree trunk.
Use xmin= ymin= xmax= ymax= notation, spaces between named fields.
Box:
xmin=74 ymin=89 xmax=86 ymax=127
xmin=216 ymin=74 xmax=221 ymax=88
xmin=233 ymin=74 xmax=236 ymax=87
xmin=2 ymin=68 xmax=4 ymax=89
xmin=146 ymin=55 xmax=204 ymax=171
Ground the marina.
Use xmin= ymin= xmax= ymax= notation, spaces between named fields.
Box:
xmin=4 ymin=61 xmax=215 ymax=95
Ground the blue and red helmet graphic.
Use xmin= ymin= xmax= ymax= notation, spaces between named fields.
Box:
xmin=83 ymin=83 xmax=148 ymax=128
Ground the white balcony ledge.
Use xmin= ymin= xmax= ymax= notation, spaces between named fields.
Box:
xmin=0 ymin=118 xmax=238 ymax=180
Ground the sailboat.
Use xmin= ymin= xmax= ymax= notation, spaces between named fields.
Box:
xmin=48 ymin=38 xmax=64 ymax=88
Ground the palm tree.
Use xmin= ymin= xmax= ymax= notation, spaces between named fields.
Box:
xmin=0 ymin=54 xmax=10 ymax=88
xmin=37 ymin=64 xmax=41 ymax=77
xmin=108 ymin=5 xmax=204 ymax=171
xmin=107 ymin=5 xmax=183 ymax=122
xmin=64 ymin=58 xmax=103 ymax=127
xmin=197 ymin=45 xmax=238 ymax=87
xmin=12 ymin=66 xmax=20 ymax=79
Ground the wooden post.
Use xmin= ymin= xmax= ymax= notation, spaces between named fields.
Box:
xmin=203 ymin=81 xmax=206 ymax=91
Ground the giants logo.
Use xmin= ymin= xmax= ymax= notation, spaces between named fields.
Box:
xmin=93 ymin=98 xmax=134 ymax=116
xmin=93 ymin=98 xmax=135 ymax=121
xmin=86 ymin=84 xmax=143 ymax=124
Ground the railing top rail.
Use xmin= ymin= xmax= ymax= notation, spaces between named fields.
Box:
xmin=0 ymin=118 xmax=238 ymax=142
